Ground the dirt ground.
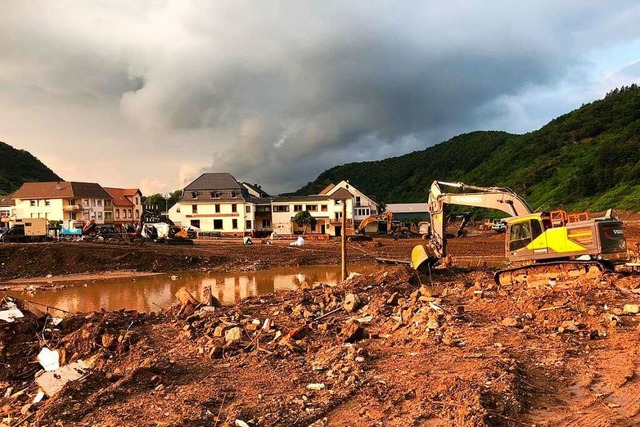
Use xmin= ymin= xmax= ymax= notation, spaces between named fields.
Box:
xmin=0 ymin=232 xmax=505 ymax=282
xmin=3 ymin=222 xmax=640 ymax=426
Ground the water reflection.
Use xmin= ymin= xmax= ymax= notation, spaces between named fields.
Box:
xmin=3 ymin=264 xmax=380 ymax=315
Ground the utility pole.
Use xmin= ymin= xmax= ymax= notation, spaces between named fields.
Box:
xmin=341 ymin=199 xmax=347 ymax=281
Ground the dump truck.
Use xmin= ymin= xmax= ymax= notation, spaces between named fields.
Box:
xmin=412 ymin=181 xmax=627 ymax=286
xmin=0 ymin=218 xmax=51 ymax=243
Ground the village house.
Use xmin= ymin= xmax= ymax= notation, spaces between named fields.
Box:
xmin=104 ymin=187 xmax=143 ymax=231
xmin=169 ymin=173 xmax=256 ymax=236
xmin=319 ymin=180 xmax=379 ymax=226
xmin=12 ymin=181 xmax=113 ymax=226
xmin=0 ymin=192 xmax=16 ymax=228
xmin=271 ymin=188 xmax=355 ymax=237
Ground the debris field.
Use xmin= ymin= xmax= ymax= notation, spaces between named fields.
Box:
xmin=3 ymin=221 xmax=640 ymax=426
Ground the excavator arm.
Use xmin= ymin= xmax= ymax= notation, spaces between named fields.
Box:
xmin=413 ymin=181 xmax=532 ymax=270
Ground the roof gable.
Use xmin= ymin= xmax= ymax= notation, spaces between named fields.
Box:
xmin=104 ymin=187 xmax=135 ymax=207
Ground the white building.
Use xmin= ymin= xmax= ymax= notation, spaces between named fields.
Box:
xmin=0 ymin=192 xmax=15 ymax=228
xmin=169 ymin=173 xmax=256 ymax=236
xmin=12 ymin=181 xmax=113 ymax=225
xmin=271 ymin=188 xmax=355 ymax=237
xmin=319 ymin=180 xmax=379 ymax=227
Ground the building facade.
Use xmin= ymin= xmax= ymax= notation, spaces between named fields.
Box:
xmin=319 ymin=180 xmax=379 ymax=227
xmin=169 ymin=173 xmax=255 ymax=236
xmin=12 ymin=182 xmax=113 ymax=226
xmin=104 ymin=187 xmax=143 ymax=231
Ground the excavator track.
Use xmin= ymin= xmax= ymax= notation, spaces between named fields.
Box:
xmin=494 ymin=260 xmax=606 ymax=287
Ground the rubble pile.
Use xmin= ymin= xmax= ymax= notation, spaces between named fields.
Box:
xmin=3 ymin=264 xmax=640 ymax=426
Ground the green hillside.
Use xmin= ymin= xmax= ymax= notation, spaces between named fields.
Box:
xmin=0 ymin=141 xmax=62 ymax=195
xmin=295 ymin=84 xmax=640 ymax=212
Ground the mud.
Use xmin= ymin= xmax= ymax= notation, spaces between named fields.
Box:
xmin=3 ymin=262 xmax=640 ymax=426
xmin=3 ymin=224 xmax=640 ymax=426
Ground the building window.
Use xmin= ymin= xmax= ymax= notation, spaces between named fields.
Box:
xmin=97 ymin=212 xmax=103 ymax=220
xmin=262 ymin=219 xmax=271 ymax=227
xmin=128 ymin=209 xmax=132 ymax=218
xmin=273 ymin=205 xmax=289 ymax=212
xmin=356 ymin=196 xmax=361 ymax=206
xmin=97 ymin=200 xmax=102 ymax=207
xmin=115 ymin=209 xmax=120 ymax=219
xmin=246 ymin=205 xmax=251 ymax=213
xmin=335 ymin=212 xmax=342 ymax=219
xmin=294 ymin=205 xmax=302 ymax=212
xmin=69 ymin=199 xmax=75 ymax=205
xmin=306 ymin=205 xmax=317 ymax=212
xmin=213 ymin=219 xmax=223 ymax=230
xmin=246 ymin=220 xmax=251 ymax=229
xmin=105 ymin=212 xmax=113 ymax=221
xmin=191 ymin=220 xmax=201 ymax=228
xmin=91 ymin=199 xmax=96 ymax=207
xmin=45 ymin=200 xmax=50 ymax=206
xmin=176 ymin=206 xmax=181 ymax=213
xmin=135 ymin=209 xmax=140 ymax=219
xmin=192 ymin=205 xmax=198 ymax=214
xmin=30 ymin=200 xmax=36 ymax=207
xmin=231 ymin=204 xmax=237 ymax=213
xmin=321 ymin=205 xmax=328 ymax=212
xmin=215 ymin=204 xmax=221 ymax=213
xmin=231 ymin=191 xmax=238 ymax=198
xmin=135 ymin=197 xmax=139 ymax=205
xmin=191 ymin=192 xmax=199 ymax=199
xmin=334 ymin=200 xmax=341 ymax=205
xmin=232 ymin=219 xmax=238 ymax=229
xmin=210 ymin=191 xmax=220 ymax=199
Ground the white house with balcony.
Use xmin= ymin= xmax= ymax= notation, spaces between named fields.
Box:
xmin=12 ymin=181 xmax=113 ymax=226
xmin=271 ymin=188 xmax=355 ymax=237
xmin=319 ymin=180 xmax=378 ymax=227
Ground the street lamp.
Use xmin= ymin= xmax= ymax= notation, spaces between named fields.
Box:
xmin=163 ymin=193 xmax=171 ymax=219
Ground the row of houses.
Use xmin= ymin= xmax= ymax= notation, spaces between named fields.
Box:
xmin=168 ymin=173 xmax=380 ymax=237
xmin=0 ymin=182 xmax=143 ymax=231
xmin=0 ymin=172 xmax=396 ymax=238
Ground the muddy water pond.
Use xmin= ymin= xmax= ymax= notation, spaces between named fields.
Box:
xmin=2 ymin=264 xmax=384 ymax=315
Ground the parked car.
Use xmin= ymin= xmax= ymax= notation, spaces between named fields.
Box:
xmin=491 ymin=220 xmax=507 ymax=233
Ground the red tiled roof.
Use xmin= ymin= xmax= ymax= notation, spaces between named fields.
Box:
xmin=104 ymin=187 xmax=135 ymax=207
xmin=13 ymin=182 xmax=111 ymax=200
xmin=122 ymin=188 xmax=141 ymax=197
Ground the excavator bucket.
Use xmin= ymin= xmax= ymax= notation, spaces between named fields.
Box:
xmin=411 ymin=245 xmax=438 ymax=271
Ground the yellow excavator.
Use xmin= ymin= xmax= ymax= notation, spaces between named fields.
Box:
xmin=350 ymin=211 xmax=416 ymax=240
xmin=412 ymin=181 xmax=627 ymax=285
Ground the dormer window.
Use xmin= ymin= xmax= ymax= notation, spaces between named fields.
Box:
xmin=191 ymin=192 xmax=199 ymax=199
xmin=231 ymin=191 xmax=238 ymax=197
xmin=210 ymin=191 xmax=221 ymax=199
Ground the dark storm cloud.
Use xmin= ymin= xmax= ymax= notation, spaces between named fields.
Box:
xmin=1 ymin=1 xmax=640 ymax=193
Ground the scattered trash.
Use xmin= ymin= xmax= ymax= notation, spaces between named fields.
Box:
xmin=37 ymin=348 xmax=60 ymax=372
xmin=32 ymin=390 xmax=45 ymax=404
xmin=290 ymin=236 xmax=305 ymax=247
xmin=306 ymin=383 xmax=326 ymax=390
xmin=0 ymin=302 xmax=24 ymax=323
xmin=235 ymin=420 xmax=251 ymax=427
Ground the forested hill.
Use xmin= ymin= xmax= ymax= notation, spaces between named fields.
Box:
xmin=0 ymin=141 xmax=61 ymax=195
xmin=295 ymin=84 xmax=640 ymax=212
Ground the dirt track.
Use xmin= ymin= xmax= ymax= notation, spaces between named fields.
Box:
xmin=4 ymin=225 xmax=640 ymax=426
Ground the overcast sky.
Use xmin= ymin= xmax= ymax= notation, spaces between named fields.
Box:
xmin=1 ymin=1 xmax=640 ymax=195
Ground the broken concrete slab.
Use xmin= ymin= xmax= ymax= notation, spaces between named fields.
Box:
xmin=35 ymin=360 xmax=89 ymax=397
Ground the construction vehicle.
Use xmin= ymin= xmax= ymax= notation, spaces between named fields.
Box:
xmin=411 ymin=181 xmax=627 ymax=286
xmin=350 ymin=212 xmax=413 ymax=240
xmin=0 ymin=218 xmax=51 ymax=243
xmin=137 ymin=209 xmax=193 ymax=245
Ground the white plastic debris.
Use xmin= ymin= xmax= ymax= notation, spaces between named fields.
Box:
xmin=306 ymin=383 xmax=326 ymax=390
xmin=0 ymin=302 xmax=24 ymax=323
xmin=290 ymin=236 xmax=305 ymax=247
xmin=32 ymin=390 xmax=45 ymax=404
xmin=37 ymin=348 xmax=60 ymax=372
xmin=235 ymin=420 xmax=250 ymax=427
xmin=50 ymin=317 xmax=63 ymax=326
